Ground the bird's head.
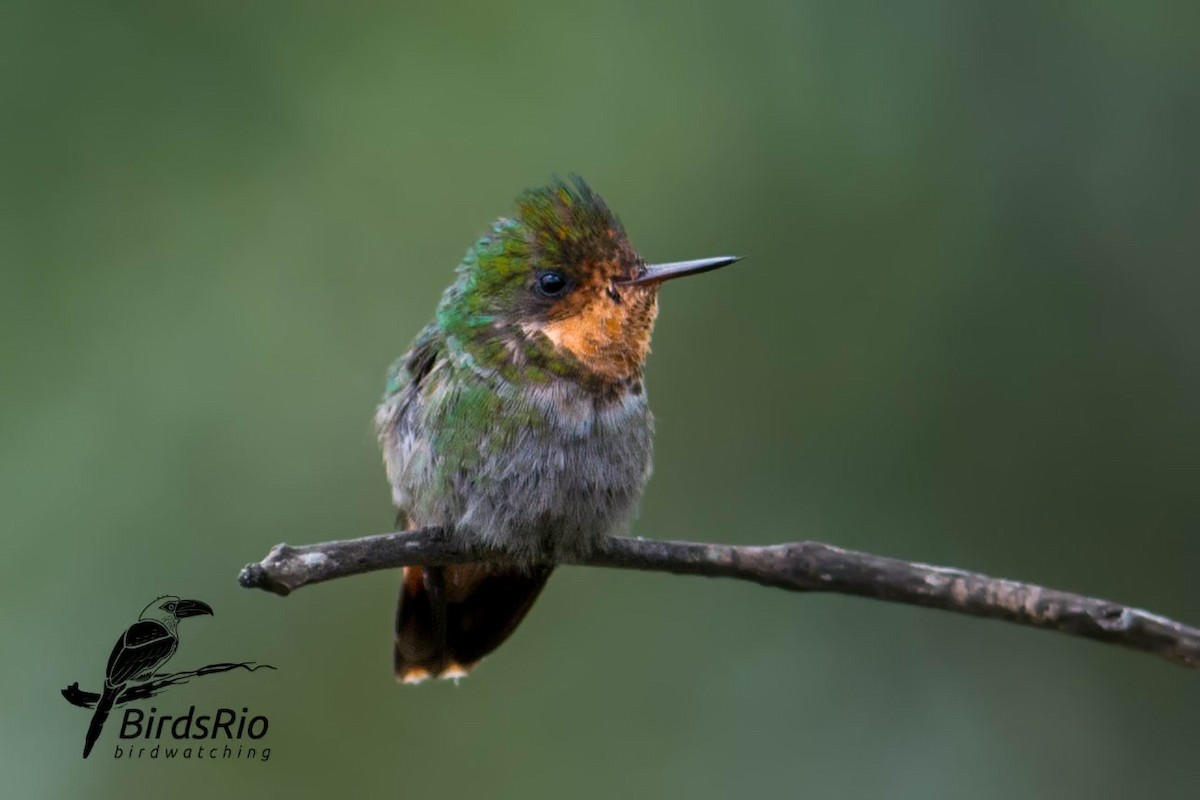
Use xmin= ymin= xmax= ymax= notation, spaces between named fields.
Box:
xmin=138 ymin=595 xmax=213 ymax=632
xmin=436 ymin=176 xmax=739 ymax=388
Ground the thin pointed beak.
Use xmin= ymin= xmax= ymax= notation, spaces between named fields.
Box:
xmin=618 ymin=255 xmax=742 ymax=286
xmin=175 ymin=599 xmax=214 ymax=618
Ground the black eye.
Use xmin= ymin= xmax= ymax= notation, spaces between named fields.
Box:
xmin=163 ymin=602 xmax=176 ymax=612
xmin=535 ymin=270 xmax=569 ymax=297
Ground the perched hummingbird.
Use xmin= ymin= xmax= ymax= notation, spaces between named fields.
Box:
xmin=375 ymin=176 xmax=738 ymax=683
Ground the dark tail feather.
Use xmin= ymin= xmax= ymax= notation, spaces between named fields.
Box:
xmin=394 ymin=565 xmax=449 ymax=679
xmin=83 ymin=686 xmax=118 ymax=758
xmin=394 ymin=563 xmax=552 ymax=683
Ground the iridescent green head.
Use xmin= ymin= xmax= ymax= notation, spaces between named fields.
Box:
xmin=437 ymin=175 xmax=739 ymax=386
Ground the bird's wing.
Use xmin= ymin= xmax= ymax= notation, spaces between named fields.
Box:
xmin=105 ymin=620 xmax=176 ymax=685
xmin=376 ymin=323 xmax=444 ymax=525
xmin=383 ymin=323 xmax=442 ymax=408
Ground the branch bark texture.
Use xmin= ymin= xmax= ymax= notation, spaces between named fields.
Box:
xmin=238 ymin=529 xmax=1200 ymax=670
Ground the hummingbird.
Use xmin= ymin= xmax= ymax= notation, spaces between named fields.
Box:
xmin=375 ymin=176 xmax=738 ymax=683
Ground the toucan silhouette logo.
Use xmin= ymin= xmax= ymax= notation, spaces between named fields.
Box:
xmin=61 ymin=595 xmax=275 ymax=759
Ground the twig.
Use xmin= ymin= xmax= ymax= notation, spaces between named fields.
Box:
xmin=238 ymin=528 xmax=1200 ymax=670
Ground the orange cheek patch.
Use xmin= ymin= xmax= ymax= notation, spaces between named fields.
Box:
xmin=534 ymin=288 xmax=658 ymax=382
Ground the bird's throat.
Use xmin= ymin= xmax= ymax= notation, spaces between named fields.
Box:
xmin=521 ymin=287 xmax=659 ymax=387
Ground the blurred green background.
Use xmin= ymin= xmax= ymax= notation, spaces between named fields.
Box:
xmin=4 ymin=1 xmax=1199 ymax=798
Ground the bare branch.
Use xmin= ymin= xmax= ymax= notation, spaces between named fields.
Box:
xmin=238 ymin=528 xmax=1200 ymax=670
